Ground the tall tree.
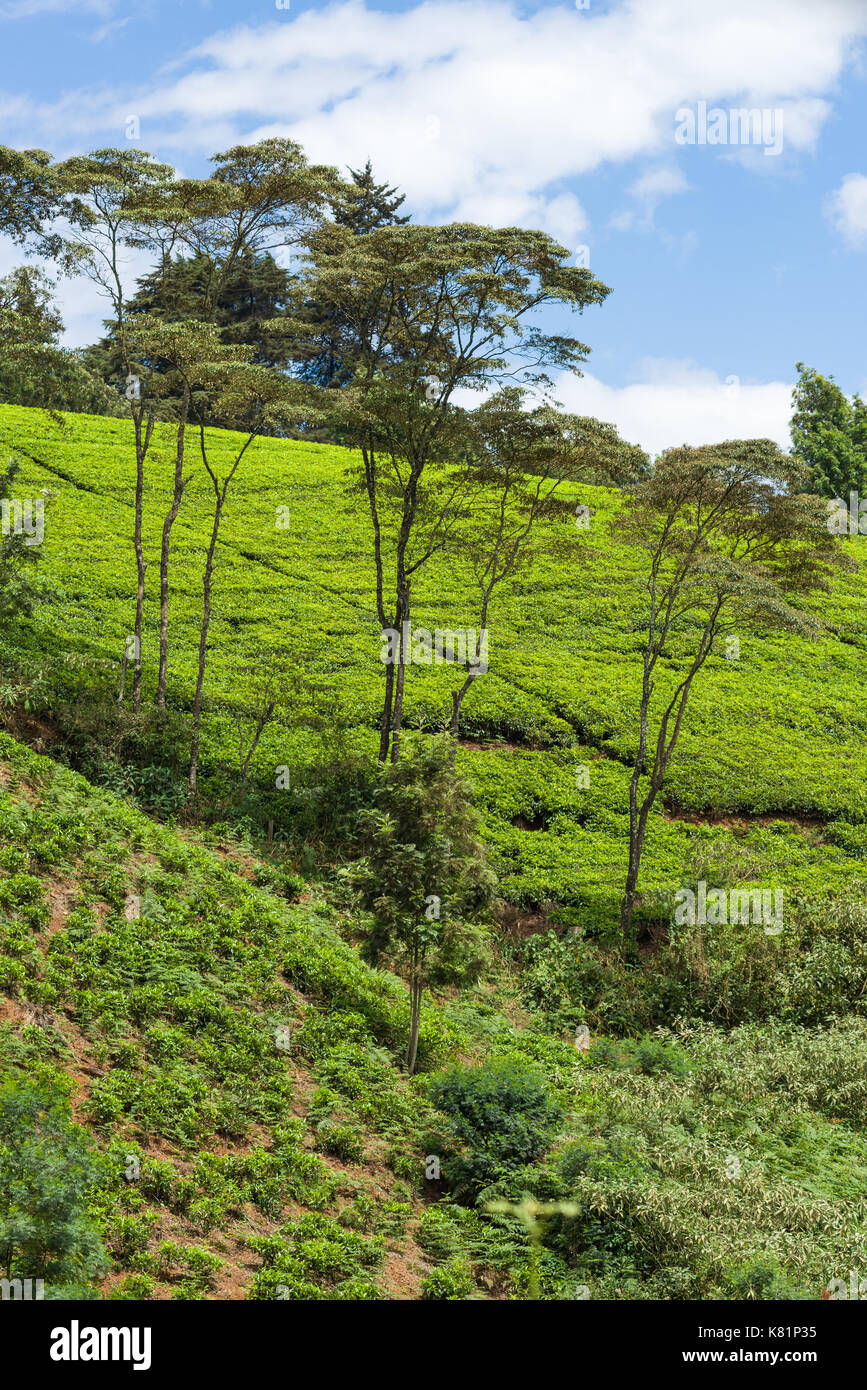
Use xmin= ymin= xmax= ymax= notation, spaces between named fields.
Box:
xmin=290 ymin=220 xmax=611 ymax=761
xmin=333 ymin=159 xmax=411 ymax=236
xmin=442 ymin=390 xmax=647 ymax=763
xmin=616 ymin=440 xmax=845 ymax=949
xmin=354 ymin=738 xmax=495 ymax=1074
xmin=291 ymin=161 xmax=411 ymax=396
xmin=82 ymin=248 xmax=297 ymax=421
xmin=125 ymin=313 xmax=309 ymax=786
xmin=59 ymin=148 xmax=177 ymax=713
xmin=65 ymin=141 xmax=336 ymax=712
xmin=0 ymin=145 xmax=77 ymax=269
xmin=187 ymin=365 xmax=307 ymax=790
xmin=791 ymin=362 xmax=867 ymax=500
xmin=148 ymin=138 xmax=339 ymax=324
xmin=129 ymin=141 xmax=336 ymax=708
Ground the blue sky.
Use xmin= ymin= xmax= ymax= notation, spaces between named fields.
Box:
xmin=1 ymin=0 xmax=866 ymax=454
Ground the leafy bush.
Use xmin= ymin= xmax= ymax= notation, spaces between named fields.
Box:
xmin=316 ymin=1120 xmax=365 ymax=1164
xmin=247 ymin=1213 xmax=383 ymax=1300
xmin=429 ymin=1057 xmax=564 ymax=1199
xmin=589 ymin=1033 xmax=691 ymax=1078
xmin=421 ymin=1257 xmax=477 ymax=1300
xmin=0 ymin=1077 xmax=107 ymax=1290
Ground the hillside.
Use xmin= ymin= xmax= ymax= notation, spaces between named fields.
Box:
xmin=3 ymin=729 xmax=867 ymax=1301
xmin=1 ymin=403 xmax=866 ymax=937
xmin=2 ymin=405 xmax=867 ymax=1302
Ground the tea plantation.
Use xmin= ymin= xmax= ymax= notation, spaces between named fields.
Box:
xmin=2 ymin=403 xmax=867 ymax=1300
xmin=2 ymin=404 xmax=866 ymax=930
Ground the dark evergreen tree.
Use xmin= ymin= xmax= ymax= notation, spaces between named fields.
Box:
xmin=292 ymin=161 xmax=412 ymax=399
xmin=333 ymin=159 xmax=410 ymax=236
xmin=82 ymin=248 xmax=296 ymax=425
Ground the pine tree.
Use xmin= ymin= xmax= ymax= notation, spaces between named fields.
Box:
xmin=82 ymin=249 xmax=296 ymax=424
xmin=333 ymin=159 xmax=410 ymax=236
xmin=292 ymin=162 xmax=412 ymax=400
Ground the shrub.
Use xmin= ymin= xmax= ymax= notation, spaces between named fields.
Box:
xmin=316 ymin=1120 xmax=365 ymax=1165
xmin=0 ymin=1076 xmax=107 ymax=1289
xmin=429 ymin=1057 xmax=564 ymax=1199
xmin=421 ymin=1257 xmax=477 ymax=1300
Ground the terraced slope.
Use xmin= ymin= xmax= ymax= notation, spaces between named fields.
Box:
xmin=1 ymin=404 xmax=865 ymax=932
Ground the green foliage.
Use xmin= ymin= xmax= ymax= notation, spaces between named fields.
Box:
xmin=421 ymin=1256 xmax=477 ymax=1300
xmin=0 ymin=1077 xmax=107 ymax=1289
xmin=247 ymin=1213 xmax=383 ymax=1300
xmin=0 ymin=451 xmax=44 ymax=625
xmin=83 ymin=249 xmax=298 ymax=423
xmin=0 ymin=266 xmax=124 ymax=417
xmin=429 ymin=1056 xmax=564 ymax=1199
xmin=0 ymin=371 xmax=866 ymax=1304
xmin=2 ymin=403 xmax=863 ymax=936
xmin=315 ymin=1120 xmax=365 ymax=1164
xmin=355 ymin=738 xmax=497 ymax=957
xmin=588 ymin=1033 xmax=691 ymax=1078
xmin=791 ymin=361 xmax=867 ymax=498
xmin=354 ymin=738 xmax=496 ymax=1070
xmin=721 ymin=1259 xmax=811 ymax=1300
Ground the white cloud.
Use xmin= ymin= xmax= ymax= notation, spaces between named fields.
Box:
xmin=2 ymin=0 xmax=864 ymax=361
xmin=826 ymin=172 xmax=867 ymax=246
xmin=2 ymin=0 xmax=866 ymax=235
xmin=145 ymin=0 xmax=865 ymax=230
xmin=90 ymin=16 xmax=129 ymax=43
xmin=629 ymin=168 xmax=690 ymax=204
xmin=611 ymin=165 xmax=690 ymax=230
xmin=552 ymin=358 xmax=794 ymax=456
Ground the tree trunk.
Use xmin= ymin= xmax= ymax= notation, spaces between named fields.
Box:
xmin=379 ymin=658 xmax=395 ymax=762
xmin=406 ymin=976 xmax=422 ymax=1076
xmin=189 ymin=497 xmax=222 ymax=792
xmin=156 ymin=384 xmax=190 ymax=709
xmin=118 ymin=643 xmax=128 ymax=707
xmin=390 ymin=646 xmax=407 ymax=764
xmin=132 ymin=553 xmax=145 ymax=715
xmin=389 ymin=592 xmax=410 ymax=764
xmin=131 ymin=404 xmax=151 ymax=715
xmin=619 ymin=840 xmax=642 ymax=948
xmin=620 ymin=607 xmax=720 ymax=950
xmin=239 ymin=700 xmax=275 ymax=785
xmin=449 ymin=668 xmax=477 ymax=770
xmin=189 ymin=428 xmax=253 ymax=791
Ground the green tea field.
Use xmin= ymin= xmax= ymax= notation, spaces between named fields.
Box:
xmin=3 ymin=403 xmax=866 ymax=933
